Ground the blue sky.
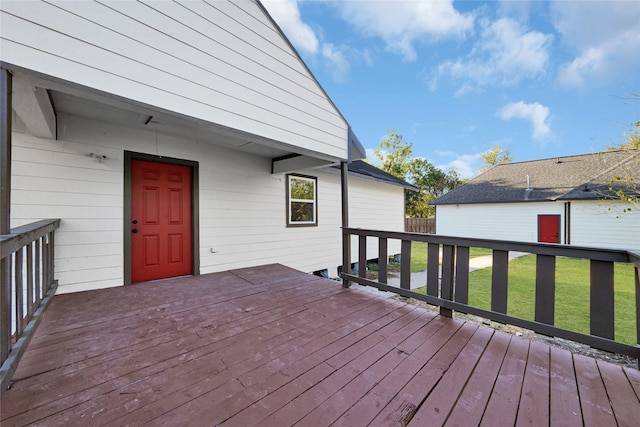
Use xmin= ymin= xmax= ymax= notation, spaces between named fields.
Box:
xmin=262 ymin=0 xmax=640 ymax=178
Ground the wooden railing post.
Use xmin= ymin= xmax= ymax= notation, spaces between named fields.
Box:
xmin=0 ymin=65 xmax=13 ymax=369
xmin=342 ymin=230 xmax=351 ymax=288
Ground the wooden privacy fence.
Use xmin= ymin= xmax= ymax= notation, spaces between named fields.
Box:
xmin=341 ymin=227 xmax=640 ymax=363
xmin=1 ymin=219 xmax=60 ymax=390
xmin=405 ymin=218 xmax=435 ymax=234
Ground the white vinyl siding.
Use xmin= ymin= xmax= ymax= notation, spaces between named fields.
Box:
xmin=11 ymin=114 xmax=406 ymax=293
xmin=348 ymin=178 xmax=405 ymax=262
xmin=569 ymin=201 xmax=640 ymax=251
xmin=436 ymin=202 xmax=565 ymax=243
xmin=0 ymin=0 xmax=348 ymax=159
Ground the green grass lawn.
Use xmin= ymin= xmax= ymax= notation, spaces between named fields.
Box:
xmin=464 ymin=255 xmax=636 ymax=344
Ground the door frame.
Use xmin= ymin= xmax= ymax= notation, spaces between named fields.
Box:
xmin=124 ymin=151 xmax=200 ymax=285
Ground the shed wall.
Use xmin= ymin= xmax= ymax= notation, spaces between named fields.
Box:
xmin=569 ymin=200 xmax=640 ymax=251
xmin=435 ymin=202 xmax=565 ymax=243
xmin=1 ymin=0 xmax=348 ymax=159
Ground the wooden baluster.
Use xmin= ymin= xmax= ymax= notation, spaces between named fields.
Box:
xmin=359 ymin=235 xmax=367 ymax=280
xmin=491 ymin=250 xmax=509 ymax=314
xmin=535 ymin=254 xmax=556 ymax=325
xmin=34 ymin=239 xmax=41 ymax=301
xmin=15 ymin=248 xmax=24 ymax=336
xmin=400 ymin=240 xmax=411 ymax=290
xmin=26 ymin=242 xmax=34 ymax=319
xmin=440 ymin=245 xmax=455 ymax=317
xmin=378 ymin=238 xmax=388 ymax=284
xmin=455 ymin=246 xmax=470 ymax=305
xmin=590 ymin=260 xmax=614 ymax=339
xmin=426 ymin=243 xmax=439 ymax=297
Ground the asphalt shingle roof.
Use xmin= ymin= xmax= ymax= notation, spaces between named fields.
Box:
xmin=431 ymin=149 xmax=640 ymax=205
xmin=335 ymin=160 xmax=418 ymax=191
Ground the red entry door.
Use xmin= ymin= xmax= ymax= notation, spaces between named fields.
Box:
xmin=538 ymin=215 xmax=560 ymax=244
xmin=131 ymin=160 xmax=193 ymax=283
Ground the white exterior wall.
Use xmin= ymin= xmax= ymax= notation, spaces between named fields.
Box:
xmin=1 ymin=0 xmax=348 ymax=159
xmin=435 ymin=202 xmax=565 ymax=243
xmin=348 ymin=179 xmax=405 ymax=262
xmin=569 ymin=201 xmax=640 ymax=252
xmin=10 ymin=115 xmax=405 ymax=293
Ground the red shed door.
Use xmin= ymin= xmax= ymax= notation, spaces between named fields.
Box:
xmin=131 ymin=160 xmax=192 ymax=283
xmin=538 ymin=215 xmax=560 ymax=244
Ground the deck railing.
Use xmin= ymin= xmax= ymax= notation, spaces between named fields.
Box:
xmin=1 ymin=219 xmax=60 ymax=389
xmin=342 ymin=227 xmax=640 ymax=362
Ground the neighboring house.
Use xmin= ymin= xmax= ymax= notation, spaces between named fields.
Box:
xmin=0 ymin=0 xmax=411 ymax=294
xmin=432 ymin=150 xmax=640 ymax=251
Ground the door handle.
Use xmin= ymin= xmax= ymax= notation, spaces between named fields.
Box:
xmin=132 ymin=229 xmax=138 ymax=234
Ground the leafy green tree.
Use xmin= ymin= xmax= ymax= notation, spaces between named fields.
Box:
xmin=406 ymin=159 xmax=465 ymax=217
xmin=480 ymin=144 xmax=512 ymax=172
xmin=373 ymin=129 xmax=413 ymax=180
xmin=606 ymin=119 xmax=640 ymax=210
xmin=372 ymin=131 xmax=465 ymax=218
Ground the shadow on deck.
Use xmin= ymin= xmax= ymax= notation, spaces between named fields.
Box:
xmin=1 ymin=264 xmax=639 ymax=426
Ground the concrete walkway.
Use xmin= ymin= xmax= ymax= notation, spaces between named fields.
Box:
xmin=383 ymin=251 xmax=530 ymax=290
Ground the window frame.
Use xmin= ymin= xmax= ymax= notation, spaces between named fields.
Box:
xmin=286 ymin=174 xmax=318 ymax=227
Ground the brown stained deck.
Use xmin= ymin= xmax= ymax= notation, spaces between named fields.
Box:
xmin=1 ymin=264 xmax=639 ymax=426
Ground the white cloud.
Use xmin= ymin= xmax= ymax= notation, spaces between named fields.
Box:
xmin=262 ymin=0 xmax=319 ymax=54
xmin=551 ymin=1 xmax=640 ymax=88
xmin=440 ymin=17 xmax=552 ymax=90
xmin=334 ymin=0 xmax=474 ymax=61
xmin=438 ymin=153 xmax=483 ymax=179
xmin=498 ymin=101 xmax=551 ymax=140
xmin=321 ymin=43 xmax=350 ymax=83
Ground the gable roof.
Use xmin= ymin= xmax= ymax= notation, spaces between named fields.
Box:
xmin=432 ymin=149 xmax=640 ymax=205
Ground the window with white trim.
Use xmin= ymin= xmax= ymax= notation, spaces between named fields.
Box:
xmin=287 ymin=174 xmax=317 ymax=226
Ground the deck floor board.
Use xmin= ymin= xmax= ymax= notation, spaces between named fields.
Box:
xmin=1 ymin=264 xmax=637 ymax=426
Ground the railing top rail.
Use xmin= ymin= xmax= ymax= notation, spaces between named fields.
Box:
xmin=0 ymin=219 xmax=61 ymax=259
xmin=343 ymin=227 xmax=633 ymax=263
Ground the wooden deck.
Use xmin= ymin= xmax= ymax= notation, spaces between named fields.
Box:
xmin=1 ymin=264 xmax=639 ymax=426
